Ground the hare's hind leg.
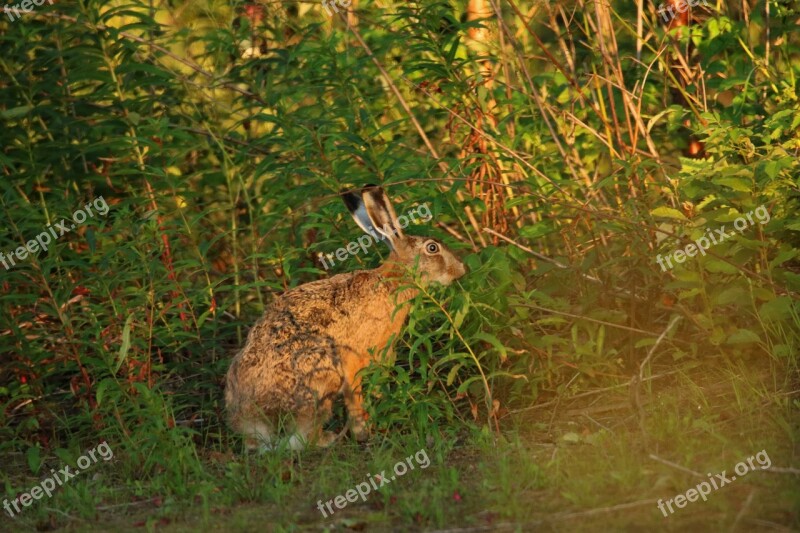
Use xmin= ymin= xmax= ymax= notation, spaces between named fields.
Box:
xmin=285 ymin=343 xmax=344 ymax=449
xmin=226 ymin=398 xmax=276 ymax=452
xmin=287 ymin=393 xmax=338 ymax=450
xmin=239 ymin=418 xmax=276 ymax=453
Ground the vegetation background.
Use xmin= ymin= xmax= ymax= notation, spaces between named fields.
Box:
xmin=0 ymin=0 xmax=798 ymax=530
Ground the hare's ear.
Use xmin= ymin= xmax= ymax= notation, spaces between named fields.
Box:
xmin=362 ymin=185 xmax=403 ymax=248
xmin=342 ymin=184 xmax=394 ymax=248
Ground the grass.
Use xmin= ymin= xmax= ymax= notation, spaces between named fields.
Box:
xmin=3 ymin=350 xmax=797 ymax=531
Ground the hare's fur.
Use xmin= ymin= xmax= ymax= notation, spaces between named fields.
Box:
xmin=225 ymin=186 xmax=466 ymax=451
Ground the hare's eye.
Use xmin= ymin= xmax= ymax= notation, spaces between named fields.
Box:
xmin=425 ymin=241 xmax=440 ymax=254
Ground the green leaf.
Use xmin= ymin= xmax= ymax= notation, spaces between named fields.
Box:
xmin=96 ymin=377 xmax=116 ymax=406
xmin=770 ymin=249 xmax=799 ymax=268
xmin=27 ymin=446 xmax=41 ymax=474
xmin=714 ymin=176 xmax=752 ymax=192
xmin=116 ymin=314 xmax=134 ymax=374
xmin=758 ymin=296 xmax=794 ymax=323
xmin=473 ymin=332 xmax=508 ymax=362
xmin=704 ymin=259 xmax=739 ymax=274
xmin=519 ymin=222 xmax=554 ymax=240
xmin=0 ymin=106 xmax=33 ymax=120
xmin=446 ymin=364 xmax=462 ymax=386
xmin=651 ymin=207 xmax=688 ymax=221
xmin=715 ymin=286 xmax=747 ymax=306
xmin=725 ymin=329 xmax=762 ymax=345
xmin=456 ymin=376 xmax=483 ymax=395
xmin=452 ymin=306 xmax=468 ymax=329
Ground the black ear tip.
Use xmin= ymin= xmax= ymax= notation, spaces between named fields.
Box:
xmin=342 ymin=188 xmax=362 ymax=212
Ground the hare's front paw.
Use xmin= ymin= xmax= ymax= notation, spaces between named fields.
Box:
xmin=316 ymin=430 xmax=339 ymax=448
xmin=349 ymin=415 xmax=370 ymax=442
xmin=352 ymin=426 xmax=369 ymax=442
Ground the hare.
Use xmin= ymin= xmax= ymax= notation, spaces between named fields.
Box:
xmin=225 ymin=185 xmax=467 ymax=451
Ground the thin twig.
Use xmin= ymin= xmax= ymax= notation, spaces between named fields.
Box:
xmin=638 ymin=316 xmax=681 ymax=383
xmin=631 ymin=316 xmax=681 ymax=440
xmin=43 ymin=507 xmax=82 ymax=521
xmin=583 ymin=412 xmax=614 ymax=433
xmin=94 ymin=498 xmax=161 ymax=511
xmin=502 ymin=370 xmax=679 ymax=418
xmin=482 ymin=228 xmax=653 ymax=303
xmin=482 ymin=228 xmax=596 ymax=279
xmin=549 ymin=497 xmax=659 ymax=519
xmin=763 ymin=466 xmax=800 ymax=475
xmin=428 ymin=498 xmax=660 ymax=532
xmin=744 ymin=519 xmax=794 ymax=532
xmin=648 ymin=453 xmax=704 ymax=478
xmin=731 ymin=489 xmax=756 ymax=533
xmin=518 ymin=302 xmax=689 ymax=343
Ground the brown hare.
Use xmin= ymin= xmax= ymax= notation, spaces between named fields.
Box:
xmin=225 ymin=185 xmax=467 ymax=451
